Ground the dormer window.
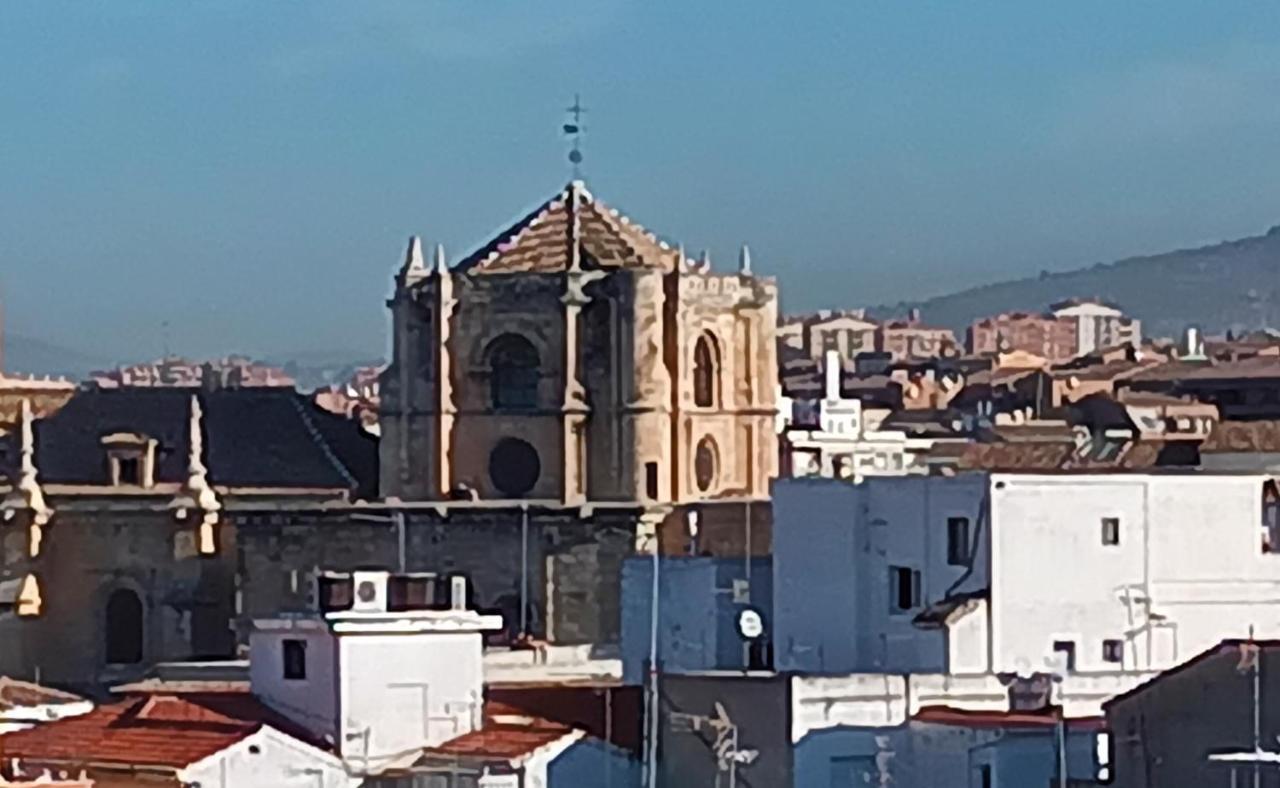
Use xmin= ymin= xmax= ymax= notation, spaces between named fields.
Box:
xmin=101 ymin=432 xmax=157 ymax=488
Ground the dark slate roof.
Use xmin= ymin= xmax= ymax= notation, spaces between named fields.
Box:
xmin=24 ymin=387 xmax=377 ymax=496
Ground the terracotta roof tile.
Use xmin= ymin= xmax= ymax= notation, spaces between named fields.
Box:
xmin=423 ymin=701 xmax=576 ymax=761
xmin=454 ymin=184 xmax=678 ymax=275
xmin=0 ymin=677 xmax=84 ymax=711
xmin=913 ymin=705 xmax=1103 ymax=730
xmin=0 ymin=692 xmax=325 ymax=768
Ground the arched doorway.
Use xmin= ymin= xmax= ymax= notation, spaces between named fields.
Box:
xmin=105 ymin=588 xmax=144 ymax=665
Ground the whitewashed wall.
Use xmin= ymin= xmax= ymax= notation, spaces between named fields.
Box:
xmin=988 ymin=473 xmax=1280 ymax=675
xmin=180 ymin=726 xmax=356 ymax=788
xmin=250 ymin=625 xmax=338 ymax=738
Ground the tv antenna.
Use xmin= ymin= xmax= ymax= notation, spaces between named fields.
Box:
xmin=563 ymin=93 xmax=586 ymax=178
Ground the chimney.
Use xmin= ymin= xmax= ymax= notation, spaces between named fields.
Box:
xmin=249 ymin=569 xmax=502 ymax=763
xmin=824 ymin=349 xmax=842 ymax=401
xmin=450 ymin=575 xmax=468 ymax=611
xmin=1182 ymin=326 xmax=1205 ymax=360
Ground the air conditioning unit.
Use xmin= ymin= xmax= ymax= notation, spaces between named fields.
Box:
xmin=351 ymin=571 xmax=390 ymax=613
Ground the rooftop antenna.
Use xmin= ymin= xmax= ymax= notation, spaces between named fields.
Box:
xmin=564 ymin=93 xmax=586 ymax=179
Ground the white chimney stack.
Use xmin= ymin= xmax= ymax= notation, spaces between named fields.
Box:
xmin=824 ymin=350 xmax=842 ymax=402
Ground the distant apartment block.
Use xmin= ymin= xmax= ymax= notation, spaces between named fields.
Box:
xmin=876 ymin=309 xmax=958 ymax=361
xmin=89 ymin=355 xmax=295 ymax=389
xmin=1052 ymin=298 xmax=1141 ymax=356
xmin=968 ymin=300 xmax=1140 ymax=362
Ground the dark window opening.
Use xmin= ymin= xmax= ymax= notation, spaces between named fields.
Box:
xmin=488 ymin=334 xmax=540 ymax=411
xmin=645 ymin=462 xmax=660 ymax=500
xmin=488 ymin=438 xmax=541 ymax=497
xmin=1102 ymin=639 xmax=1125 ymax=664
xmin=694 ymin=437 xmax=718 ymax=493
xmin=1053 ymin=639 xmax=1077 ymax=672
xmin=105 ymin=588 xmax=144 ymax=665
xmin=282 ymin=638 xmax=307 ymax=680
xmin=693 ymin=333 xmax=720 ymax=408
xmin=889 ymin=566 xmax=921 ymax=612
xmin=979 ymin=764 xmax=992 ymax=788
xmin=946 ymin=517 xmax=970 ymax=566
xmin=117 ymin=457 xmax=141 ymax=485
xmin=317 ymin=574 xmax=354 ymax=612
xmin=1101 ymin=517 xmax=1120 ymax=546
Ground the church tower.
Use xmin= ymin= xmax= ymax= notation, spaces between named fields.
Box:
xmin=379 ymin=183 xmax=778 ymax=504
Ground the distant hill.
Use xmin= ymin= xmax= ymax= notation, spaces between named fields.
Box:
xmin=3 ymin=334 xmax=111 ymax=378
xmin=870 ymin=225 xmax=1280 ymax=339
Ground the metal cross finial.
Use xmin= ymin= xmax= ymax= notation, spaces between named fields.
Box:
xmin=564 ymin=93 xmax=586 ymax=179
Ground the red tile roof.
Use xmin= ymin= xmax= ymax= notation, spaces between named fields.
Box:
xmin=453 ymin=183 xmax=680 ymax=275
xmin=423 ymin=702 xmax=577 ymax=761
xmin=913 ymin=705 xmax=1103 ymax=730
xmin=0 ymin=677 xmax=84 ymax=711
xmin=0 ymin=692 xmax=325 ymax=768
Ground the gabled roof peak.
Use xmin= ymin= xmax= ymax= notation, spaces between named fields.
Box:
xmin=451 ymin=183 xmax=681 ymax=276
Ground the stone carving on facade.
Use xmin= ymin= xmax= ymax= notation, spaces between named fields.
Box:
xmin=170 ymin=395 xmax=221 ymax=555
xmin=2 ymin=399 xmax=53 ymax=558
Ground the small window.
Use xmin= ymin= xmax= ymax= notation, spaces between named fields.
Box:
xmin=979 ymin=764 xmax=992 ymax=788
xmin=282 ymin=639 xmax=307 ymax=680
xmin=645 ymin=462 xmax=659 ymax=500
xmin=946 ymin=517 xmax=970 ymax=566
xmin=1102 ymin=639 xmax=1125 ymax=664
xmin=889 ymin=566 xmax=921 ymax=613
xmin=117 ymin=457 xmax=141 ymax=485
xmin=1052 ymin=640 xmax=1077 ymax=672
xmin=1101 ymin=517 xmax=1120 ymax=546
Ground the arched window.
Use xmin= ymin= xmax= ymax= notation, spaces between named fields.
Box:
xmin=105 ymin=588 xmax=143 ymax=665
xmin=693 ymin=332 xmax=720 ymax=408
xmin=489 ymin=335 xmax=540 ymax=411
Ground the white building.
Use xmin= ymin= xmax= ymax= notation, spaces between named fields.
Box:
xmin=773 ymin=472 xmax=1280 ymax=704
xmin=779 ymin=351 xmax=933 ymax=481
xmin=3 ymin=571 xmax=637 ymax=788
xmin=1052 ymin=299 xmax=1141 ymax=356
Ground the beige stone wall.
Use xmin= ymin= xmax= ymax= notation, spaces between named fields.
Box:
xmin=381 ymin=244 xmax=779 ymax=506
xmin=0 ymin=502 xmax=236 ymax=690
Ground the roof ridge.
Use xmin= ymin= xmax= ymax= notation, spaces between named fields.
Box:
xmin=288 ymin=395 xmax=358 ymax=489
xmin=455 ymin=185 xmax=572 ymax=273
xmin=583 ymin=196 xmax=674 ymax=267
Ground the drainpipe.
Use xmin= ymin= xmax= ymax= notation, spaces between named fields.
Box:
xmin=520 ymin=502 xmax=530 ymax=636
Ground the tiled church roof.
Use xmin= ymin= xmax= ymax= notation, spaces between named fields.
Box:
xmin=10 ymin=387 xmax=377 ymax=497
xmin=452 ymin=182 xmax=682 ymax=275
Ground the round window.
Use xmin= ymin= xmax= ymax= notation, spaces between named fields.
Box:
xmin=489 ymin=438 xmax=541 ymax=497
xmin=694 ymin=436 xmax=718 ymax=493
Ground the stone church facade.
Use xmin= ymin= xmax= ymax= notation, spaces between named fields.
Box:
xmin=380 ymin=181 xmax=779 ymax=505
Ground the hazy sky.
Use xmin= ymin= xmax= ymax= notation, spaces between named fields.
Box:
xmin=3 ymin=2 xmax=1280 ymax=362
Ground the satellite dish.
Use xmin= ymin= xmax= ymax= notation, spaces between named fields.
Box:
xmin=737 ymin=608 xmax=764 ymax=640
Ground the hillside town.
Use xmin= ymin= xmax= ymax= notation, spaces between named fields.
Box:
xmin=0 ymin=178 xmax=1278 ymax=788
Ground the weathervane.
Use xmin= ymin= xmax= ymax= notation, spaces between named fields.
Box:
xmin=563 ymin=93 xmax=586 ymax=178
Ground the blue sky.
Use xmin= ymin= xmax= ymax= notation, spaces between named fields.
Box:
xmin=2 ymin=2 xmax=1279 ymax=362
